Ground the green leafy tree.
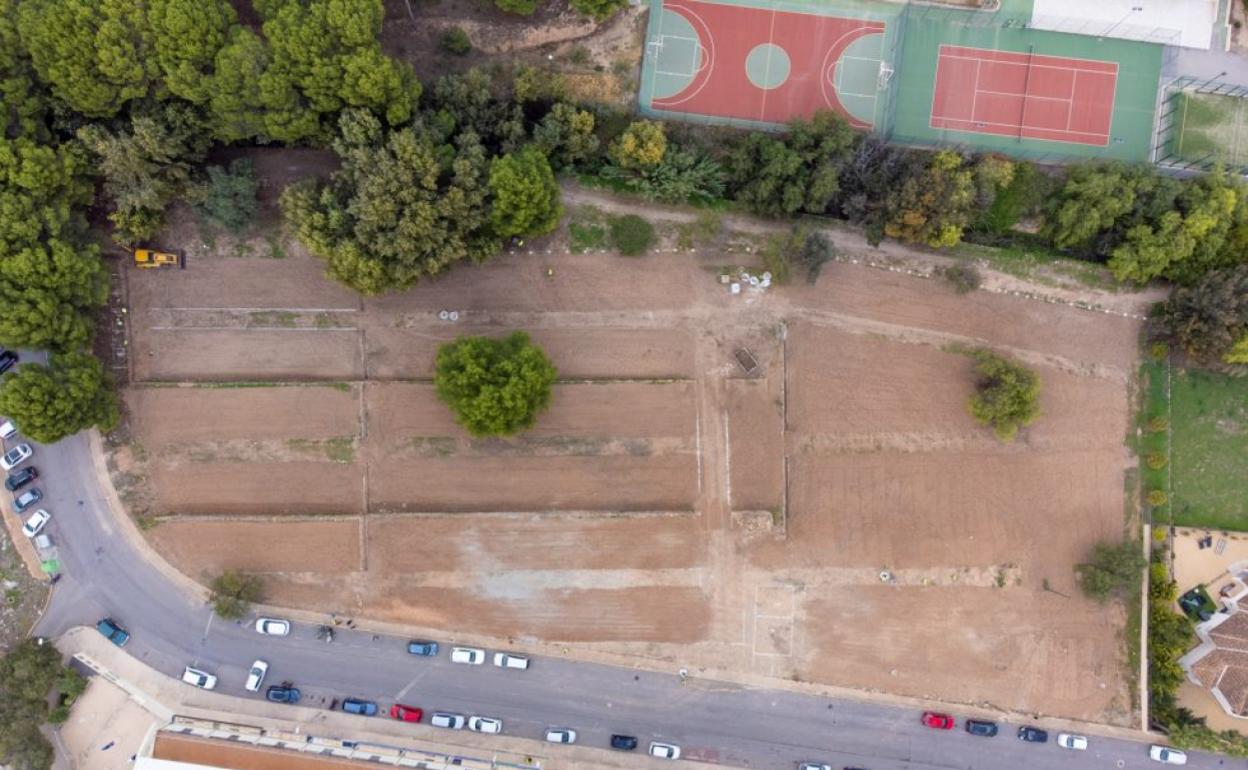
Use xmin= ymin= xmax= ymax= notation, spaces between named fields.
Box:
xmin=191 ymin=158 xmax=259 ymax=233
xmin=434 ymin=332 xmax=557 ymax=437
xmin=883 ymin=150 xmax=975 ymax=248
xmin=512 ymin=65 xmax=566 ymax=104
xmin=209 ymin=570 xmax=263 ymax=619
xmin=1226 ymin=335 xmax=1248 ymax=365
xmin=571 ymin=0 xmax=628 ymax=20
xmin=1165 ymin=262 xmax=1248 ymax=362
xmin=0 ymin=238 xmax=108 ymax=351
xmin=77 ymin=102 xmax=210 ymax=243
xmin=0 ymin=136 xmax=93 ymax=253
xmin=532 ymin=103 xmax=599 ymax=169
xmin=0 ymin=351 xmax=118 ymax=442
xmin=725 ymin=111 xmax=855 ymax=217
xmin=147 ymin=0 xmax=238 ymax=105
xmin=258 ymin=0 xmax=419 ymax=143
xmin=208 ymin=27 xmax=271 ymax=142
xmin=489 ymin=146 xmax=561 ymax=239
xmin=1107 ymin=172 xmax=1238 ymax=284
xmin=0 ymin=0 xmax=49 ymax=140
xmin=1077 ymin=540 xmax=1146 ymax=602
xmin=426 ymin=68 xmax=525 ymax=152
xmin=606 ymin=145 xmax=725 ymax=204
xmin=965 ymin=348 xmax=1040 ymax=442
xmin=281 ymin=109 xmax=497 ymax=294
xmin=608 ymin=120 xmax=667 ymax=170
xmin=1043 ymin=162 xmax=1150 ymax=252
xmin=17 ymin=0 xmax=154 ymax=118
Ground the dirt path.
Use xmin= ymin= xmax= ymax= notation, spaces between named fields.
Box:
xmin=559 ymin=182 xmax=1169 ymax=320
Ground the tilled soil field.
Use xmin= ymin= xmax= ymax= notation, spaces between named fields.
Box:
xmin=121 ymin=205 xmax=1143 ymax=724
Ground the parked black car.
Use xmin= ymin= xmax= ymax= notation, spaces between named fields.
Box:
xmin=266 ymin=685 xmax=301 ymax=704
xmin=1018 ymin=725 xmax=1049 ymax=743
xmin=965 ymin=719 xmax=998 ymax=737
xmin=0 ymin=350 xmax=18 ymax=374
xmin=5 ymin=466 xmax=37 ymax=492
xmin=610 ymin=734 xmax=638 ymax=751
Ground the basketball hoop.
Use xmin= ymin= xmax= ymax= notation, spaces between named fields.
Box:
xmin=878 ymin=65 xmax=895 ymax=89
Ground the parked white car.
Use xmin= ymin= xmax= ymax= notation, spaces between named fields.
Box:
xmin=544 ymin=728 xmax=577 ymax=744
xmin=244 ymin=659 xmax=268 ymax=692
xmin=468 ymin=716 xmax=502 ymax=734
xmin=0 ymin=420 xmax=17 ymax=439
xmin=1149 ymin=746 xmax=1187 ymax=765
xmin=1057 ymin=733 xmax=1088 ymax=750
xmin=254 ymin=618 xmax=291 ymax=636
xmin=450 ymin=646 xmax=486 ymax=665
xmin=0 ymin=443 xmax=31 ymax=471
xmin=21 ymin=509 xmax=49 ymax=538
xmin=181 ymin=666 xmax=217 ymax=690
xmin=493 ymin=652 xmax=529 ymax=670
xmin=430 ymin=712 xmax=465 ymax=729
xmin=649 ymin=742 xmax=681 ymax=759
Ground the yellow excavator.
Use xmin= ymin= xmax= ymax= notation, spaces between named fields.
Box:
xmin=133 ymin=248 xmax=184 ymax=269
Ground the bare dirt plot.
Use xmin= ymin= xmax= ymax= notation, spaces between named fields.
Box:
xmin=364 ymin=381 xmax=696 ymax=450
xmin=364 ymin=325 xmax=696 ymax=380
xmin=368 ymin=455 xmax=696 ymax=512
xmin=786 ymin=324 xmax=977 ymax=436
xmin=133 ymin=329 xmax=363 ymax=382
xmin=268 ymin=577 xmax=711 ymax=643
xmin=151 ymin=463 xmax=363 ymax=515
xmin=126 ymin=385 xmax=360 ymax=446
xmin=756 ymin=449 xmax=1124 ymax=583
xmin=727 ymin=377 xmax=784 ymax=512
xmin=786 ymin=263 xmax=1141 ymax=373
xmin=125 ymin=244 xmax=357 ymax=311
xmin=366 ymin=250 xmax=703 ymax=314
xmin=147 ymin=519 xmax=360 ymax=574
xmin=368 ymin=514 xmax=707 ymax=573
xmin=801 ymin=587 xmax=1128 ymax=722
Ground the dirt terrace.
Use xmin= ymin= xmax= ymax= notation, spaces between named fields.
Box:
xmin=120 ymin=209 xmax=1141 ymax=724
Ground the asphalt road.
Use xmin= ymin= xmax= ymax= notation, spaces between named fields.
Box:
xmin=16 ymin=429 xmax=1240 ymax=770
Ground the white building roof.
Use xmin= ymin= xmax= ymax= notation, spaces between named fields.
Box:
xmin=1030 ymin=0 xmax=1217 ymax=50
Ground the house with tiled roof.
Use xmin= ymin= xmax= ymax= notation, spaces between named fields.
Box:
xmin=1181 ymin=562 xmax=1248 ymax=719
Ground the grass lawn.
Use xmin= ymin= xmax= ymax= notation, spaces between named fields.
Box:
xmin=1171 ymin=369 xmax=1248 ymax=531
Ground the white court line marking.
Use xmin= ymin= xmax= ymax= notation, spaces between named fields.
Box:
xmin=932 ymin=116 xmax=1109 ymax=139
xmin=969 ymin=60 xmax=982 ymax=124
xmin=938 ymin=44 xmax=1119 ymax=75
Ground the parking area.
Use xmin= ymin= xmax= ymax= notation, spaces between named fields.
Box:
xmin=118 ymin=207 xmax=1141 ymax=723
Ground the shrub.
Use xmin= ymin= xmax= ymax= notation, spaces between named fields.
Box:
xmin=1147 ymin=453 xmax=1168 ymax=470
xmin=1150 ymin=341 xmax=1170 ymax=361
xmin=1148 ymin=489 xmax=1169 ymax=506
xmin=434 ymin=332 xmax=557 ymax=437
xmin=965 ymin=349 xmax=1041 ymax=442
xmin=943 ymin=263 xmax=982 ymax=294
xmin=571 ymin=0 xmax=627 ymax=20
xmin=495 ymin=0 xmax=537 ymax=14
xmin=209 ymin=570 xmax=263 ymax=619
xmin=609 ymin=214 xmax=655 ymax=256
xmin=440 ymin=26 xmax=471 ymax=55
xmin=1147 ymin=416 xmax=1169 ymax=433
xmin=1077 ymin=540 xmax=1146 ymax=602
xmin=608 ymin=120 xmax=666 ymax=171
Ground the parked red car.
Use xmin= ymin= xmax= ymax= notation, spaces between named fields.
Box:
xmin=921 ymin=711 xmax=955 ymax=730
xmin=390 ymin=704 xmax=423 ymax=723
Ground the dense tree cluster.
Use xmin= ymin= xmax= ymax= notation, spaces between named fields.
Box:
xmin=0 ymin=352 xmax=119 ymax=442
xmin=1165 ymin=263 xmax=1248 ymax=364
xmin=0 ymin=639 xmax=87 ymax=770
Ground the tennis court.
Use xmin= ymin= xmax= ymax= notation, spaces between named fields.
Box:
xmin=930 ymin=45 xmax=1118 ymax=146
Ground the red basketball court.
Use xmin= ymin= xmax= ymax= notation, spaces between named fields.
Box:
xmin=649 ymin=0 xmax=885 ymax=127
xmin=929 ymin=45 xmax=1118 ymax=146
